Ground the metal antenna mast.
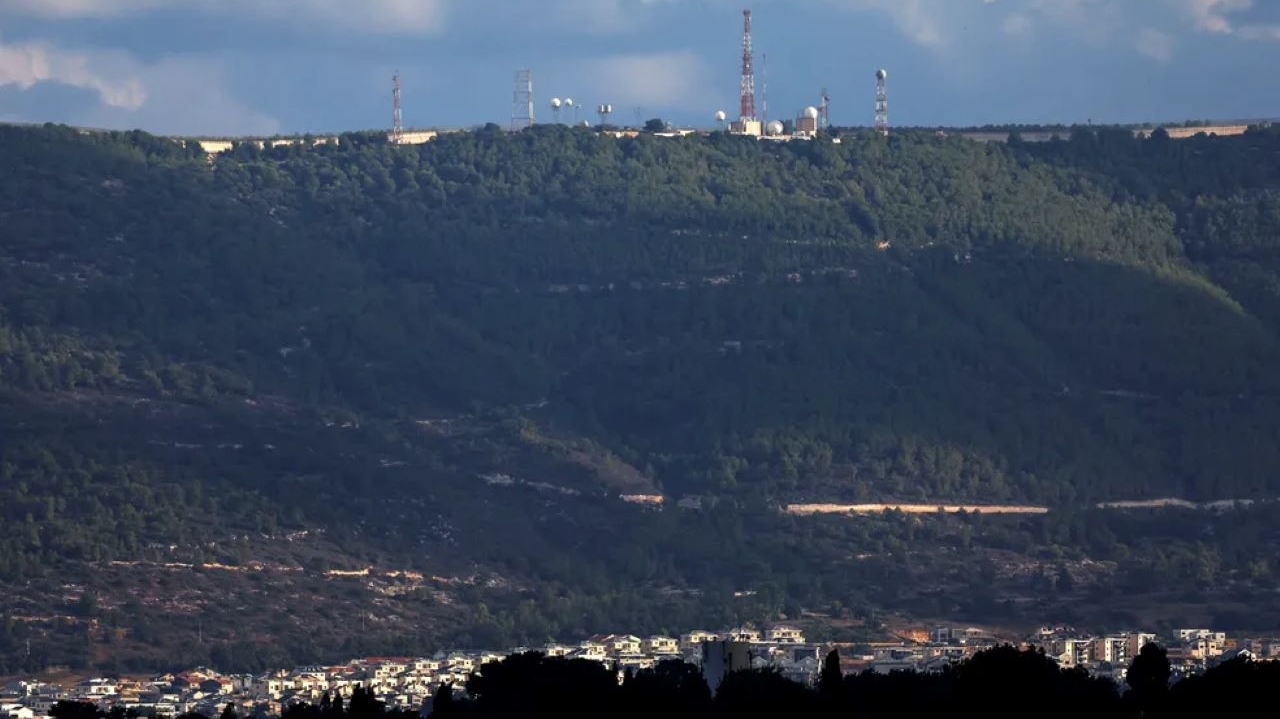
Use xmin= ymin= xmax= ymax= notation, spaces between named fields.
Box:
xmin=875 ymin=69 xmax=889 ymax=137
xmin=761 ymin=51 xmax=769 ymax=127
xmin=392 ymin=71 xmax=404 ymax=144
xmin=819 ymin=87 xmax=831 ymax=130
xmin=512 ymin=69 xmax=534 ymax=131
xmin=739 ymin=9 xmax=757 ymax=122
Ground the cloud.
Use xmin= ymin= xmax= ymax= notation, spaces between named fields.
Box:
xmin=1182 ymin=0 xmax=1250 ymax=33
xmin=845 ymin=0 xmax=945 ymax=46
xmin=579 ymin=51 xmax=712 ymax=109
xmin=1003 ymin=14 xmax=1033 ymax=35
xmin=0 ymin=0 xmax=448 ymax=34
xmin=0 ymin=38 xmax=145 ymax=108
xmin=80 ymin=55 xmax=280 ymax=136
xmin=0 ymin=36 xmax=277 ymax=135
xmin=1238 ymin=24 xmax=1280 ymax=41
xmin=1136 ymin=27 xmax=1175 ymax=61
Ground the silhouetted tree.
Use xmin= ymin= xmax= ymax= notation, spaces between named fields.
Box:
xmin=348 ymin=685 xmax=385 ymax=719
xmin=1125 ymin=643 xmax=1171 ymax=717
xmin=50 ymin=701 xmax=99 ymax=719
xmin=466 ymin=652 xmax=619 ymax=719
xmin=621 ymin=659 xmax=710 ymax=719
xmin=819 ymin=649 xmax=842 ymax=699
xmin=713 ymin=668 xmax=815 ymax=719
xmin=427 ymin=683 xmax=455 ymax=719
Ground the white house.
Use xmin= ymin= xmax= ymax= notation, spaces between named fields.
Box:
xmin=604 ymin=635 xmax=643 ymax=656
xmin=680 ymin=631 xmax=720 ymax=651
xmin=765 ymin=626 xmax=805 ymax=644
xmin=644 ymin=636 xmax=680 ymax=655
xmin=727 ymin=627 xmax=761 ymax=644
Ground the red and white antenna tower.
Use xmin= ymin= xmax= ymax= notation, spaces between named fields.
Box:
xmin=739 ymin=9 xmax=757 ymax=122
xmin=392 ymin=71 xmax=404 ymax=144
xmin=875 ymin=69 xmax=889 ymax=137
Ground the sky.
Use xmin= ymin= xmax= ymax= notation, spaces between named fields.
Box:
xmin=0 ymin=0 xmax=1278 ymax=137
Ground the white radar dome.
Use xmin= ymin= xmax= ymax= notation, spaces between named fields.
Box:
xmin=551 ymin=97 xmax=562 ymax=109
xmin=804 ymin=106 xmax=819 ymax=120
xmin=715 ymin=110 xmax=727 ymax=122
xmin=768 ymin=120 xmax=785 ymax=135
xmin=876 ymin=69 xmax=888 ymax=80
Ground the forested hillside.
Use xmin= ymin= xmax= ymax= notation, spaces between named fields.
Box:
xmin=3 ymin=122 xmax=1280 ymax=670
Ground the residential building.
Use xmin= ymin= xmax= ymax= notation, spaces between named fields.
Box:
xmin=765 ymin=626 xmax=805 ymax=644
xmin=680 ymin=631 xmax=720 ymax=652
xmin=644 ymin=636 xmax=679 ymax=655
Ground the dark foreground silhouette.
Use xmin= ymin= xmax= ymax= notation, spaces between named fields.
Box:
xmin=50 ymin=644 xmax=1279 ymax=719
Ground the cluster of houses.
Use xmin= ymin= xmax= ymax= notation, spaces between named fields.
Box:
xmin=5 ymin=624 xmax=1278 ymax=719
xmin=1028 ymin=626 xmax=1280 ymax=679
xmin=839 ymin=625 xmax=1280 ymax=682
xmin=0 ymin=627 xmax=815 ymax=719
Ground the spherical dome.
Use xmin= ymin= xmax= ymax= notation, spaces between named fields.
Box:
xmin=804 ymin=106 xmax=819 ymax=120
xmin=564 ymin=98 xmax=574 ymax=107
xmin=715 ymin=110 xmax=727 ymax=122
xmin=550 ymin=97 xmax=562 ymax=109
xmin=768 ymin=120 xmax=785 ymax=135
xmin=876 ymin=68 xmax=888 ymax=80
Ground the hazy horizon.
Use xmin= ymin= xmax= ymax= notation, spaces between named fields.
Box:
xmin=1 ymin=0 xmax=1278 ymax=137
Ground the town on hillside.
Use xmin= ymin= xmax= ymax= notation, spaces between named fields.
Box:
xmin=2 ymin=624 xmax=1277 ymax=719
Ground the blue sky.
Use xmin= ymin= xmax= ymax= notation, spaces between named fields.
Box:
xmin=0 ymin=0 xmax=1278 ymax=136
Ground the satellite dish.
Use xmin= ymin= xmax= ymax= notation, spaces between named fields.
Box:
xmin=715 ymin=110 xmax=727 ymax=122
xmin=803 ymin=106 xmax=819 ymax=120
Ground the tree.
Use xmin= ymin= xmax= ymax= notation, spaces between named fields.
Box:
xmin=427 ymin=683 xmax=454 ymax=719
xmin=219 ymin=703 xmax=239 ymax=719
xmin=644 ymin=118 xmax=666 ymax=133
xmin=1125 ymin=643 xmax=1171 ymax=716
xmin=818 ymin=649 xmax=842 ymax=700
xmin=50 ymin=702 xmax=99 ymax=719
xmin=1055 ymin=566 xmax=1075 ymax=594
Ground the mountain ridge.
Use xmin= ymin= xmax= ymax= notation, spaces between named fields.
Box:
xmin=4 ymin=122 xmax=1280 ymax=671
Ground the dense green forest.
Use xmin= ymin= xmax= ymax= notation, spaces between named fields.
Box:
xmin=4 ymin=122 xmax=1280 ymax=670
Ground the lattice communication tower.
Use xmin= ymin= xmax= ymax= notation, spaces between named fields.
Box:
xmin=512 ymin=69 xmax=534 ymax=131
xmin=392 ymin=71 xmax=404 ymax=144
xmin=739 ymin=10 xmax=757 ymax=122
xmin=875 ymin=69 xmax=889 ymax=137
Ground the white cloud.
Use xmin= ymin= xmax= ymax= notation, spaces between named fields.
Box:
xmin=0 ymin=38 xmax=145 ymax=108
xmin=79 ymin=55 xmax=280 ymax=136
xmin=1238 ymin=23 xmax=1280 ymax=41
xmin=1182 ymin=0 xmax=1251 ymax=33
xmin=1136 ymin=27 xmax=1175 ymax=61
xmin=847 ymin=0 xmax=944 ymax=46
xmin=0 ymin=0 xmax=448 ymax=33
xmin=579 ymin=50 xmax=712 ymax=109
xmin=0 ymin=36 xmax=277 ymax=135
xmin=1003 ymin=13 xmax=1033 ymax=35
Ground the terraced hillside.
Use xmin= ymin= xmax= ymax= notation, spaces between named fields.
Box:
xmin=4 ymin=123 xmax=1280 ymax=671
